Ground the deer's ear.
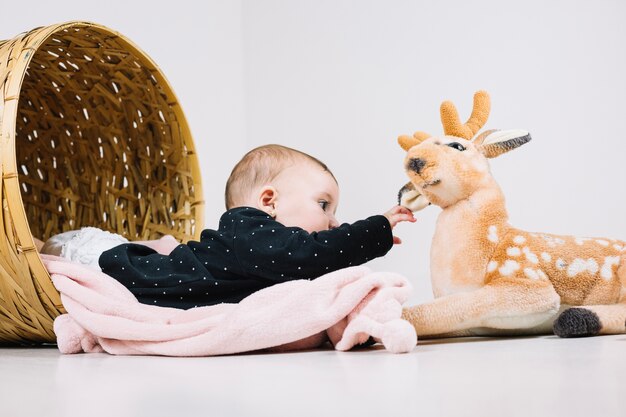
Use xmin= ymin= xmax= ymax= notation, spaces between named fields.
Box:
xmin=398 ymin=182 xmax=430 ymax=212
xmin=474 ymin=129 xmax=531 ymax=158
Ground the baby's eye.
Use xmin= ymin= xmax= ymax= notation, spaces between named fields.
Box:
xmin=318 ymin=200 xmax=329 ymax=211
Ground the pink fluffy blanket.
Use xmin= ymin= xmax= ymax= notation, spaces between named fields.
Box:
xmin=45 ymin=242 xmax=416 ymax=356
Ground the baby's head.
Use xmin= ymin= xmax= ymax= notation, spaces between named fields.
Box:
xmin=225 ymin=144 xmax=339 ymax=233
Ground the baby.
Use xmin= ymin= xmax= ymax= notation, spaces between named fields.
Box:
xmin=44 ymin=144 xmax=415 ymax=308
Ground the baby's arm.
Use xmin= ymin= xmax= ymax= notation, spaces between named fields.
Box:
xmin=233 ymin=208 xmax=410 ymax=282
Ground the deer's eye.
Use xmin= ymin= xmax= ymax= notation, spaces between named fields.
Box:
xmin=447 ymin=142 xmax=466 ymax=151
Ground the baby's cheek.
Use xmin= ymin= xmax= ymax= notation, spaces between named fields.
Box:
xmin=306 ymin=216 xmax=331 ymax=233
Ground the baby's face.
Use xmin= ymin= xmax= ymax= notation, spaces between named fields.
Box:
xmin=272 ymin=163 xmax=339 ymax=233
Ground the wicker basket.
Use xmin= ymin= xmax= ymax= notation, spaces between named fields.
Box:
xmin=0 ymin=21 xmax=204 ymax=344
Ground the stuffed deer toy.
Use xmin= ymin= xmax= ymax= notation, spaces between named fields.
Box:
xmin=398 ymin=91 xmax=626 ymax=338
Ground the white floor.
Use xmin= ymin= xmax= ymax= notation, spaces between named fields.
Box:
xmin=1 ymin=335 xmax=624 ymax=417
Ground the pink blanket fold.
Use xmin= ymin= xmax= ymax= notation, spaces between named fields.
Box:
xmin=45 ymin=253 xmax=416 ymax=356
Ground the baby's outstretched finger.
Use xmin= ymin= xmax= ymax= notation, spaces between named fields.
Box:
xmin=395 ymin=213 xmax=416 ymax=223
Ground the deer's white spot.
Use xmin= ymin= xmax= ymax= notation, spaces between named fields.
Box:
xmin=600 ymin=256 xmax=621 ymax=280
xmin=567 ymin=258 xmax=599 ymax=277
xmin=524 ymin=268 xmax=539 ymax=280
xmin=522 ymin=247 xmax=539 ymax=264
xmin=541 ymin=252 xmax=552 ymax=262
xmin=537 ymin=270 xmax=548 ymax=280
xmin=513 ymin=236 xmax=526 ymax=245
xmin=595 ymin=239 xmax=609 ymax=247
xmin=556 ymin=259 xmax=567 ymax=270
xmin=575 ymin=237 xmax=591 ymax=246
xmin=499 ymin=260 xmax=520 ymax=276
xmin=613 ymin=244 xmax=624 ymax=251
xmin=487 ymin=261 xmax=498 ymax=273
xmin=542 ymin=235 xmax=565 ymax=247
xmin=487 ymin=226 xmax=499 ymax=243
xmin=507 ymin=247 xmax=521 ymax=257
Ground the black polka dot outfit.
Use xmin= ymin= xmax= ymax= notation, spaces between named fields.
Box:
xmin=99 ymin=207 xmax=393 ymax=309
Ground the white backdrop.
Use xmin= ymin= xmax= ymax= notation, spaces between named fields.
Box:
xmin=0 ymin=0 xmax=248 ymax=225
xmin=241 ymin=0 xmax=626 ymax=304
xmin=2 ymin=0 xmax=625 ymax=304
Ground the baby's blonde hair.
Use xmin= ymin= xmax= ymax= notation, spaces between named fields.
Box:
xmin=225 ymin=144 xmax=335 ymax=209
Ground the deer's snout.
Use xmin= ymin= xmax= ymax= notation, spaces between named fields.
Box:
xmin=407 ymin=158 xmax=426 ymax=174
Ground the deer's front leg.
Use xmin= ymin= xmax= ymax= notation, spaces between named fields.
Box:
xmin=402 ymin=278 xmax=561 ymax=337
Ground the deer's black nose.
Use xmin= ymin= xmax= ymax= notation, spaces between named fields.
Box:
xmin=407 ymin=158 xmax=426 ymax=174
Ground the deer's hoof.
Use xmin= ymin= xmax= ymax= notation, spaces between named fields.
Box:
xmin=553 ymin=308 xmax=601 ymax=338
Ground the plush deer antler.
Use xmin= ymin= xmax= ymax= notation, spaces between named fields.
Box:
xmin=397 ymin=91 xmax=626 ymax=339
xmin=398 ymin=131 xmax=431 ymax=152
xmin=440 ymin=90 xmax=491 ymax=139
xmin=397 ymin=90 xmax=491 ymax=152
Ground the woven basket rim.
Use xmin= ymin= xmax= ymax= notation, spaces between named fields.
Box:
xmin=2 ymin=19 xmax=204 ymax=236
xmin=0 ymin=21 xmax=204 ymax=339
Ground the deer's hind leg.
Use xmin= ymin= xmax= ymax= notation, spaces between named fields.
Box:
xmin=553 ymin=294 xmax=626 ymax=337
xmin=554 ymin=259 xmax=626 ymax=337
xmin=402 ymin=277 xmax=561 ymax=338
xmin=553 ymin=301 xmax=626 ymax=337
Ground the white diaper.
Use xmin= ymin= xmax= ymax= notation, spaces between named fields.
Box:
xmin=40 ymin=227 xmax=128 ymax=269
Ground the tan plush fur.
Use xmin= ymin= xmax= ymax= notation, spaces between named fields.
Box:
xmin=399 ymin=91 xmax=626 ymax=338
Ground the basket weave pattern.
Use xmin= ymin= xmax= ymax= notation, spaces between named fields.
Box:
xmin=0 ymin=22 xmax=204 ymax=343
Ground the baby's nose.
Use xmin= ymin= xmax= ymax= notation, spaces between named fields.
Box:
xmin=329 ymin=215 xmax=339 ymax=229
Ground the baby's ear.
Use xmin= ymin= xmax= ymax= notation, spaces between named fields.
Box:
xmin=473 ymin=129 xmax=531 ymax=158
xmin=257 ymin=185 xmax=278 ymax=214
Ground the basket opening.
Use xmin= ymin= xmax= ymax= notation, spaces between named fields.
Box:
xmin=14 ymin=26 xmax=199 ymax=243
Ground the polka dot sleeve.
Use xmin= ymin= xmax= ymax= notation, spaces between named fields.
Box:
xmin=232 ymin=210 xmax=393 ymax=282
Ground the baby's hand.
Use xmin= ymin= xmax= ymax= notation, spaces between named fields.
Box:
xmin=384 ymin=205 xmax=416 ymax=228
xmin=383 ymin=205 xmax=416 ymax=244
